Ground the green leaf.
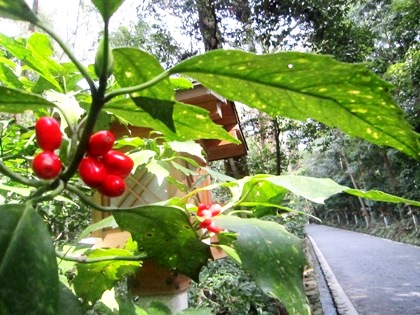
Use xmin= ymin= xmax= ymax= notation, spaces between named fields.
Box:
xmin=112 ymin=48 xmax=176 ymax=131
xmin=76 ymin=215 xmax=118 ymax=243
xmin=73 ymin=248 xmax=140 ymax=303
xmin=0 ymin=204 xmax=59 ymax=314
xmin=129 ymin=150 xmax=156 ymax=165
xmin=170 ymin=77 xmax=193 ymax=90
xmin=0 ymin=86 xmax=56 ymax=113
xmin=132 ymin=97 xmax=175 ymax=132
xmin=0 ymin=33 xmax=63 ymax=92
xmin=262 ymin=175 xmax=346 ymax=204
xmin=170 ymin=50 xmax=420 ymax=159
xmin=91 ymin=0 xmax=126 ymax=22
xmin=114 ymin=205 xmax=212 ymax=281
xmin=236 ymin=175 xmax=288 ymax=216
xmin=146 ymin=159 xmax=170 ymax=185
xmin=0 ymin=0 xmax=39 ymax=24
xmin=27 ymin=33 xmax=62 ymax=73
xmin=232 ymin=175 xmax=420 ymax=207
xmin=167 ymin=140 xmax=206 ymax=162
xmin=213 ymin=216 xmax=311 ymax=315
xmin=58 ymin=282 xmax=84 ymax=315
xmin=345 ymin=189 xmax=420 ymax=207
xmin=104 ymin=98 xmax=238 ymax=142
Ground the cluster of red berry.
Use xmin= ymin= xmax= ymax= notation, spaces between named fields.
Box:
xmin=31 ymin=116 xmax=134 ymax=197
xmin=78 ymin=130 xmax=134 ymax=197
xmin=197 ymin=203 xmax=223 ymax=233
xmin=32 ymin=117 xmax=63 ymax=179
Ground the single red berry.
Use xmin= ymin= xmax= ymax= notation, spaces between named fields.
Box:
xmin=199 ymin=219 xmax=213 ymax=229
xmin=78 ymin=156 xmax=107 ymax=188
xmin=99 ymin=174 xmax=126 ymax=197
xmin=102 ymin=150 xmax=134 ymax=178
xmin=35 ymin=117 xmax=62 ymax=151
xmin=198 ymin=210 xmax=212 ymax=219
xmin=87 ymin=130 xmax=115 ymax=157
xmin=208 ymin=204 xmax=222 ymax=216
xmin=207 ymin=221 xmax=222 ymax=234
xmin=32 ymin=151 xmax=62 ymax=179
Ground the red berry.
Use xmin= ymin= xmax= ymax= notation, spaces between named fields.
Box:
xmin=78 ymin=156 xmax=107 ymax=188
xmin=199 ymin=219 xmax=213 ymax=229
xmin=32 ymin=151 xmax=62 ymax=179
xmin=99 ymin=175 xmax=126 ymax=197
xmin=35 ymin=117 xmax=62 ymax=151
xmin=208 ymin=204 xmax=221 ymax=216
xmin=207 ymin=221 xmax=222 ymax=234
xmin=102 ymin=150 xmax=134 ymax=178
xmin=87 ymin=130 xmax=115 ymax=157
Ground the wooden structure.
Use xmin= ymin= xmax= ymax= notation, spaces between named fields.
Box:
xmin=88 ymin=84 xmax=247 ymax=311
xmin=92 ymin=83 xmax=247 ymax=227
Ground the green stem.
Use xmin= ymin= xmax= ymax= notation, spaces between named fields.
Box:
xmin=56 ymin=250 xmax=146 ymax=263
xmin=59 ymin=100 xmax=103 ymax=182
xmin=103 ymin=70 xmax=170 ymax=103
xmin=97 ymin=20 xmax=110 ymax=93
xmin=0 ymin=159 xmax=40 ymax=187
xmin=27 ymin=180 xmax=65 ymax=206
xmin=67 ymin=184 xmax=134 ymax=212
xmin=35 ymin=21 xmax=97 ymax=96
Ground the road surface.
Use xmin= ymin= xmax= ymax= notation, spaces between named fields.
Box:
xmin=306 ymin=224 xmax=420 ymax=315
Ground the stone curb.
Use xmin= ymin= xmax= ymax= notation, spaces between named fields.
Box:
xmin=307 ymin=236 xmax=359 ymax=315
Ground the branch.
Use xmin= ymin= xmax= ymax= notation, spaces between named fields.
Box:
xmin=103 ymin=71 xmax=170 ymax=103
xmin=0 ymin=159 xmax=40 ymax=187
xmin=67 ymin=183 xmax=137 ymax=212
xmin=35 ymin=21 xmax=97 ymax=96
xmin=56 ymin=250 xmax=146 ymax=263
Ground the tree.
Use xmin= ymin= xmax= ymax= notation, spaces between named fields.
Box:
xmin=0 ymin=1 xmax=419 ymax=314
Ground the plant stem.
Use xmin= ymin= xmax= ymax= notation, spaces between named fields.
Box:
xmin=103 ymin=70 xmax=170 ymax=102
xmin=67 ymin=184 xmax=134 ymax=212
xmin=35 ymin=21 xmax=97 ymax=96
xmin=0 ymin=159 xmax=40 ymax=187
xmin=56 ymin=250 xmax=146 ymax=263
xmin=27 ymin=180 xmax=65 ymax=206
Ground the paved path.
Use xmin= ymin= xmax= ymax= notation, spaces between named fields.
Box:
xmin=305 ymin=224 xmax=420 ymax=315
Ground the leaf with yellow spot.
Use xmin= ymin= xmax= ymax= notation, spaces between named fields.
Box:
xmin=213 ymin=215 xmax=311 ymax=315
xmin=171 ymin=50 xmax=420 ymax=159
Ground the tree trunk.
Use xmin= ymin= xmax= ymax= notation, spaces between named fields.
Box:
xmin=382 ymin=151 xmax=398 ymax=192
xmin=195 ymin=0 xmax=249 ymax=179
xmin=273 ymin=118 xmax=281 ymax=175
xmin=340 ymin=151 xmax=370 ymax=226
xmin=195 ymin=0 xmax=223 ymax=50
xmin=29 ymin=0 xmax=39 ymax=32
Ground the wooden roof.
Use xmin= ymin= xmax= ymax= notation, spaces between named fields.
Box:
xmin=111 ymin=84 xmax=248 ymax=162
xmin=176 ymin=84 xmax=248 ymax=161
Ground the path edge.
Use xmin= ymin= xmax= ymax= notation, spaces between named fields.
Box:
xmin=307 ymin=235 xmax=359 ymax=315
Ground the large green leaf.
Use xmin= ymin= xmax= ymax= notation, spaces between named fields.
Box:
xmin=0 ymin=86 xmax=56 ymax=113
xmin=0 ymin=204 xmax=59 ymax=314
xmin=91 ymin=0 xmax=126 ymax=22
xmin=0 ymin=0 xmax=39 ymax=24
xmin=213 ymin=216 xmax=310 ymax=315
xmin=73 ymin=248 xmax=140 ymax=303
xmin=112 ymin=48 xmax=176 ymax=131
xmin=170 ymin=50 xmax=420 ymax=159
xmin=0 ymin=33 xmax=63 ymax=92
xmin=58 ymin=282 xmax=84 ymax=315
xmin=104 ymin=98 xmax=238 ymax=143
xmin=114 ymin=205 xmax=212 ymax=281
xmin=345 ymin=189 xmax=420 ymax=207
xmin=230 ymin=175 xmax=420 ymax=206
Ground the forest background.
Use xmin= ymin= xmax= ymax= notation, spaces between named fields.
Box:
xmin=7 ymin=0 xmax=419 ymax=244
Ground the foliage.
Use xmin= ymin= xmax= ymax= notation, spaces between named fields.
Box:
xmin=0 ymin=1 xmax=419 ymax=315
xmin=189 ymin=258 xmax=283 ymax=314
